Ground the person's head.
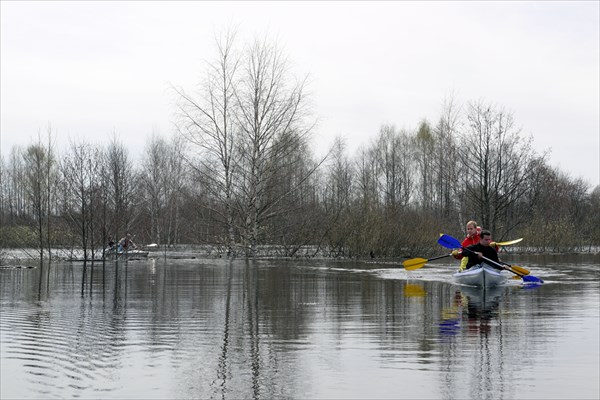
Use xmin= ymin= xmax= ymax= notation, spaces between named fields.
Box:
xmin=479 ymin=230 xmax=492 ymax=246
xmin=466 ymin=220 xmax=478 ymax=237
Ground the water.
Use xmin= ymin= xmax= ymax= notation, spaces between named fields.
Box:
xmin=1 ymin=255 xmax=598 ymax=399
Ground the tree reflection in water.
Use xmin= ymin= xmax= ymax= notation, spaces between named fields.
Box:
xmin=2 ymin=258 xmax=596 ymax=399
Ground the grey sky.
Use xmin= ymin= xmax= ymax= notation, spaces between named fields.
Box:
xmin=1 ymin=1 xmax=598 ymax=186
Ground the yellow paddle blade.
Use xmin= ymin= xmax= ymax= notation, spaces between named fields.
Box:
xmin=404 ymin=284 xmax=426 ymax=297
xmin=508 ymin=265 xmax=530 ymax=275
xmin=403 ymin=257 xmax=428 ymax=270
xmin=496 ymin=238 xmax=523 ymax=246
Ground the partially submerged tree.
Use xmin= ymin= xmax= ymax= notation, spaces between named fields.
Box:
xmin=174 ymin=29 xmax=241 ymax=256
xmin=175 ymin=30 xmax=318 ymax=257
xmin=235 ymin=36 xmax=314 ymax=257
xmin=61 ymin=141 xmax=103 ymax=261
xmin=105 ymin=137 xmax=137 ymax=244
xmin=22 ymin=130 xmax=57 ymax=262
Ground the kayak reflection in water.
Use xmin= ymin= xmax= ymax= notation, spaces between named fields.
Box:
xmin=464 ymin=286 xmax=502 ymax=335
xmin=439 ymin=286 xmax=503 ymax=337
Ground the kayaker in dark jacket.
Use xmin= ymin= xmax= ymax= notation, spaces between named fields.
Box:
xmin=463 ymin=230 xmax=500 ymax=270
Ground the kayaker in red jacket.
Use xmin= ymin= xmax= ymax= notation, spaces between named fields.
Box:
xmin=452 ymin=220 xmax=481 ymax=269
xmin=461 ymin=220 xmax=481 ymax=248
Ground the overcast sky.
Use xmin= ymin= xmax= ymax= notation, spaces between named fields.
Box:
xmin=1 ymin=1 xmax=598 ymax=186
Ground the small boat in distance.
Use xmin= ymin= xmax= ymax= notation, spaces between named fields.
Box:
xmin=64 ymin=248 xmax=149 ymax=262
xmin=453 ymin=263 xmax=507 ymax=287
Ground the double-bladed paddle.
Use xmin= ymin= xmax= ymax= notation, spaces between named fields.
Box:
xmin=438 ymin=234 xmax=543 ymax=284
xmin=404 ymin=254 xmax=531 ymax=275
xmin=405 ymin=237 xmax=529 ymax=274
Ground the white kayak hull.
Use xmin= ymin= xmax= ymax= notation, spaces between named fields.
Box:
xmin=453 ymin=264 xmax=507 ymax=287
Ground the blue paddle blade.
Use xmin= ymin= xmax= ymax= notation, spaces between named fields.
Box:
xmin=522 ymin=282 xmax=543 ymax=289
xmin=438 ymin=234 xmax=462 ymax=249
xmin=522 ymin=275 xmax=544 ymax=284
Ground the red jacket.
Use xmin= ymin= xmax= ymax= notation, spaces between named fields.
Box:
xmin=462 ymin=234 xmax=480 ymax=248
xmin=453 ymin=234 xmax=480 ymax=259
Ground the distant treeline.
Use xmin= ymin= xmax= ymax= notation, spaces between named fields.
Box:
xmin=1 ymin=33 xmax=598 ymax=260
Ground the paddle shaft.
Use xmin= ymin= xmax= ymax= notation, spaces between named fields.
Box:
xmin=426 ymin=254 xmax=453 ymax=262
xmin=461 ymin=246 xmax=524 ymax=277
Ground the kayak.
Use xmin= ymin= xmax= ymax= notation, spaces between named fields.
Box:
xmin=66 ymin=249 xmax=149 ymax=262
xmin=453 ymin=263 xmax=507 ymax=287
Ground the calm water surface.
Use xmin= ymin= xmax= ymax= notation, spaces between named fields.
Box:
xmin=1 ymin=255 xmax=599 ymax=399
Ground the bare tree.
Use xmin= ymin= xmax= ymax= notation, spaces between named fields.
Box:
xmin=373 ymin=124 xmax=413 ymax=209
xmin=354 ymin=146 xmax=379 ymax=213
xmin=44 ymin=131 xmax=57 ymax=262
xmin=318 ymin=137 xmax=354 ymax=256
xmin=414 ymin=120 xmax=435 ymax=210
xmin=456 ymin=100 xmax=543 ymax=236
xmin=140 ymin=134 xmax=187 ymax=248
xmin=234 ymin=35 xmax=314 ymax=257
xmin=105 ymin=136 xmax=137 ymax=244
xmin=165 ymin=136 xmax=187 ymax=246
xmin=22 ymin=131 xmax=56 ymax=262
xmin=4 ymin=147 xmax=28 ymax=224
xmin=519 ymin=162 xmax=593 ymax=251
xmin=261 ymin=133 xmax=323 ymax=256
xmin=432 ymin=96 xmax=461 ymax=223
xmin=96 ymin=147 xmax=113 ymax=261
xmin=141 ymin=135 xmax=168 ymax=245
xmin=61 ymin=140 xmax=102 ymax=261
xmin=175 ymin=31 xmax=316 ymax=257
xmin=174 ymin=29 xmax=241 ymax=257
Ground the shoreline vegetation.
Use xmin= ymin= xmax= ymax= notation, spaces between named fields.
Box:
xmin=2 ymin=244 xmax=598 ymax=266
xmin=2 ymin=35 xmax=598 ymax=262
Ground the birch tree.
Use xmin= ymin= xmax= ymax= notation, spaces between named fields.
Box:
xmin=373 ymin=124 xmax=413 ymax=209
xmin=61 ymin=141 xmax=102 ymax=260
xmin=105 ymin=137 xmax=136 ymax=243
xmin=22 ymin=133 xmax=56 ymax=262
xmin=174 ymin=29 xmax=241 ymax=256
xmin=432 ymin=96 xmax=461 ymax=222
xmin=140 ymin=134 xmax=187 ymax=247
xmin=175 ymin=31 xmax=316 ymax=257
xmin=234 ymin=36 xmax=313 ymax=257
xmin=414 ymin=120 xmax=435 ymax=210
